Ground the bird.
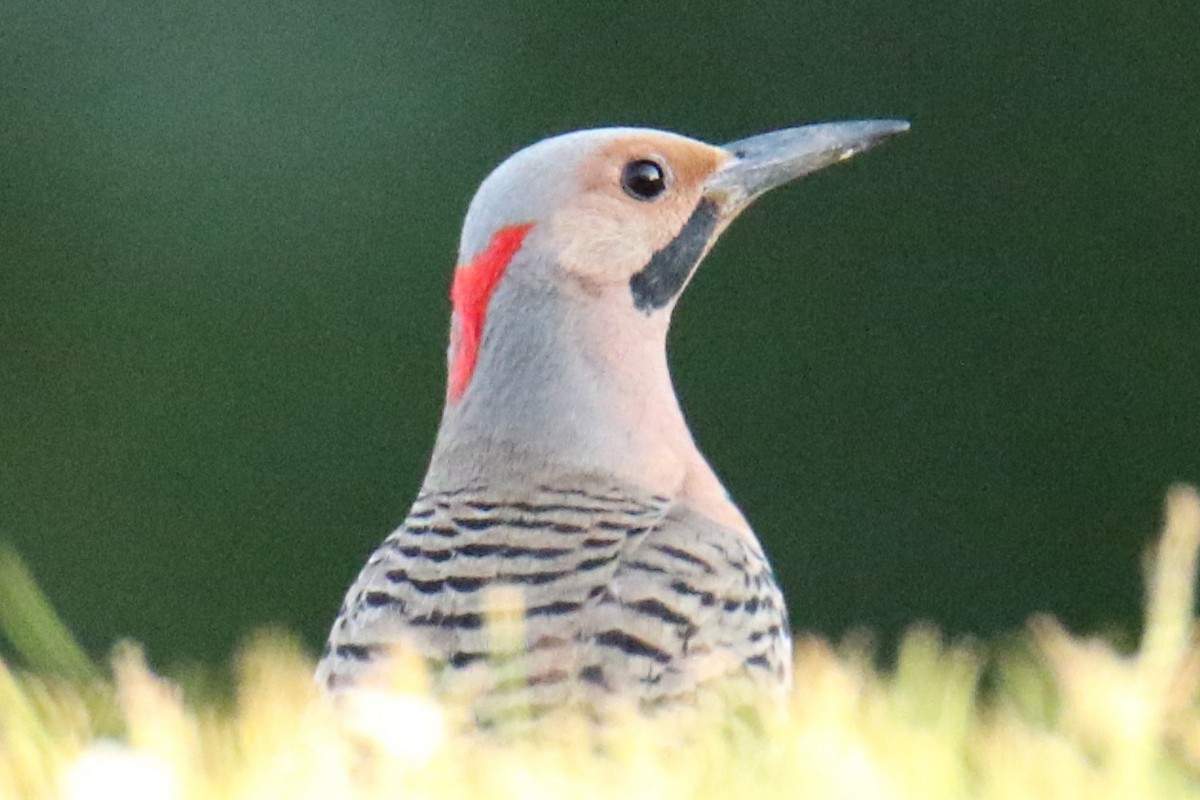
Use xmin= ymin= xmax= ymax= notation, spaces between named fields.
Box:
xmin=317 ymin=120 xmax=909 ymax=721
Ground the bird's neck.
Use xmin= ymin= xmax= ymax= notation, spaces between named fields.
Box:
xmin=423 ymin=277 xmax=749 ymax=532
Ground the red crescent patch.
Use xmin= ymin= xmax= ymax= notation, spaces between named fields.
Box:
xmin=447 ymin=223 xmax=534 ymax=402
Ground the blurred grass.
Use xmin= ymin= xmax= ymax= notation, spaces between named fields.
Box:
xmin=3 ymin=487 xmax=1200 ymax=799
xmin=0 ymin=544 xmax=97 ymax=684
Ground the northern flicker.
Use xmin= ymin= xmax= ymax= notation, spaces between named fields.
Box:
xmin=318 ymin=120 xmax=909 ymax=717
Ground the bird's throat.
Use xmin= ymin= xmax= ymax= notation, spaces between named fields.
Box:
xmin=434 ymin=245 xmax=749 ymax=535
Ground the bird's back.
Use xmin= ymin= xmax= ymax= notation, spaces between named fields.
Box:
xmin=317 ymin=473 xmax=790 ymax=718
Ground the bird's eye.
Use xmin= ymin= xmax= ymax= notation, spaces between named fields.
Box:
xmin=621 ymin=159 xmax=667 ymax=201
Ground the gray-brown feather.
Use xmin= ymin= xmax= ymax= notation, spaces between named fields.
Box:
xmin=317 ymin=477 xmax=790 ymax=716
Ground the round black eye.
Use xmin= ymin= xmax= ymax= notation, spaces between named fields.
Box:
xmin=621 ymin=159 xmax=667 ymax=201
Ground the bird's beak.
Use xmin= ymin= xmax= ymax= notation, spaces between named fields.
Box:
xmin=704 ymin=119 xmax=910 ymax=215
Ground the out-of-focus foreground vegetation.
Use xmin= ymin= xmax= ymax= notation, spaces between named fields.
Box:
xmin=2 ymin=487 xmax=1200 ymax=800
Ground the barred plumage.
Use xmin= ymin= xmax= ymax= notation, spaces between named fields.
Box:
xmin=317 ymin=478 xmax=790 ymax=715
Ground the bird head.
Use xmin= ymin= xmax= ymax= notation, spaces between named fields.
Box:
xmin=445 ymin=121 xmax=909 ymax=404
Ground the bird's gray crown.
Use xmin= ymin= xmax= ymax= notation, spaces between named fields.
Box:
xmin=458 ymin=127 xmax=687 ymax=264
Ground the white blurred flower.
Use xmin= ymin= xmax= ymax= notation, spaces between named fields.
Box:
xmin=794 ymin=731 xmax=897 ymax=800
xmin=60 ymin=741 xmax=179 ymax=800
xmin=342 ymin=689 xmax=447 ymax=765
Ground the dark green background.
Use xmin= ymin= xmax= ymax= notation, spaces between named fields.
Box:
xmin=3 ymin=1 xmax=1198 ymax=668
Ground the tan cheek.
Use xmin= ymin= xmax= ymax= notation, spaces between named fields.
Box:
xmin=546 ymin=199 xmax=658 ymax=286
xmin=546 ymin=194 xmax=700 ymax=287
